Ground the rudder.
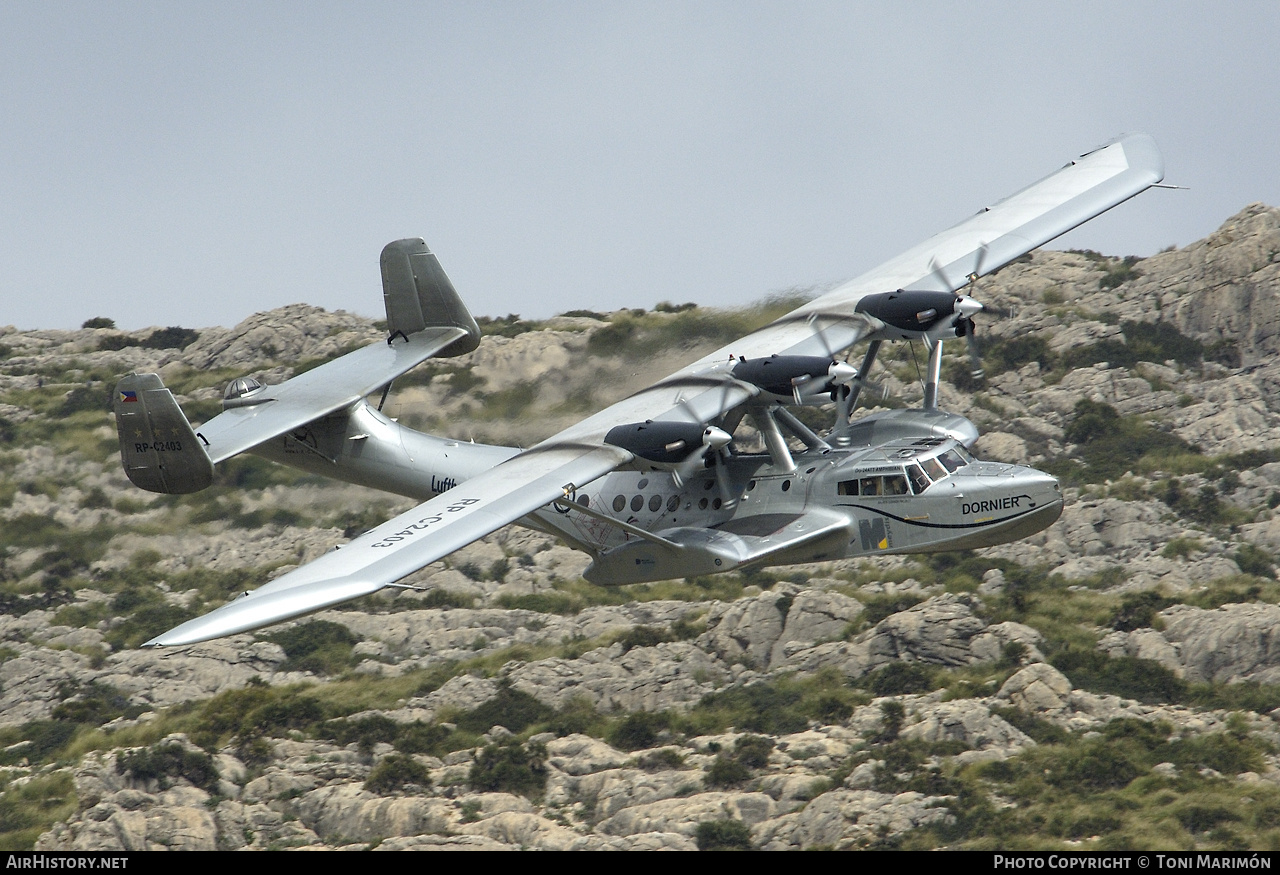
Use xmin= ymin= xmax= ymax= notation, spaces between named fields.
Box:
xmin=380 ymin=238 xmax=481 ymax=355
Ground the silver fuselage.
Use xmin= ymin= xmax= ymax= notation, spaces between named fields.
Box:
xmin=250 ymin=399 xmax=1062 ymax=584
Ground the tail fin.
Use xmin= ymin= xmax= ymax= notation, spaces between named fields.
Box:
xmin=114 ymin=374 xmax=214 ymax=494
xmin=380 ymin=238 xmax=481 ymax=355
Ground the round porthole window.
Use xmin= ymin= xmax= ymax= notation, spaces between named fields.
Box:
xmin=613 ymin=495 xmax=625 ymax=513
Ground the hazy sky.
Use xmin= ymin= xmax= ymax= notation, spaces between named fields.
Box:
xmin=2 ymin=2 xmax=1277 ymax=330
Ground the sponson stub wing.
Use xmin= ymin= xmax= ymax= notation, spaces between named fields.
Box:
xmin=584 ymin=509 xmax=853 ymax=586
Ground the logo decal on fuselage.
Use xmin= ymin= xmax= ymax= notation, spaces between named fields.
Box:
xmin=858 ymin=516 xmax=892 ymax=551
xmin=962 ymin=496 xmax=1021 ymax=516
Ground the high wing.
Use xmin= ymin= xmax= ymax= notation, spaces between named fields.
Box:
xmin=143 ymin=134 xmax=1163 ymax=647
xmin=197 ymin=327 xmax=469 ymax=464
xmin=552 ymin=133 xmax=1164 ymax=446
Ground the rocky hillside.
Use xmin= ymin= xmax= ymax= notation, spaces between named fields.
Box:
xmin=3 ymin=205 xmax=1280 ymax=850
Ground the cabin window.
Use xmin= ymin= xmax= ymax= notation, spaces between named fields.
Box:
xmin=649 ymin=495 xmax=662 ymax=512
xmin=906 ymin=464 xmax=930 ymax=494
xmin=838 ymin=479 xmax=858 ymax=496
xmin=667 ymin=495 xmax=680 ymax=512
xmin=613 ymin=495 xmax=626 ymax=513
xmin=883 ymin=474 xmax=908 ymax=495
xmin=859 ymin=477 xmax=880 ymax=496
xmin=631 ymin=495 xmax=644 ymax=512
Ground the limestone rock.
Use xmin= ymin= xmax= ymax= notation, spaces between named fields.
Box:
xmin=998 ymin=663 xmax=1073 ymax=714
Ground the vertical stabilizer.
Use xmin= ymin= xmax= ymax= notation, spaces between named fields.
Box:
xmin=380 ymin=238 xmax=481 ymax=355
xmin=114 ymin=374 xmax=214 ymax=493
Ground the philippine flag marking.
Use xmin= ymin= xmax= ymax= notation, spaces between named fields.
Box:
xmin=120 ymin=390 xmax=138 ymax=403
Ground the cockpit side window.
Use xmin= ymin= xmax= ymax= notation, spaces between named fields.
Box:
xmin=883 ymin=474 xmax=908 ymax=495
xmin=906 ymin=463 xmax=930 ymax=494
xmin=939 ymin=449 xmax=967 ymax=473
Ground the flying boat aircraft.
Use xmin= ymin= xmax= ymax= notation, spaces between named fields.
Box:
xmin=113 ymin=134 xmax=1164 ymax=648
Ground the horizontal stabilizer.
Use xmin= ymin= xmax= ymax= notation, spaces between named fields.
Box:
xmin=114 ymin=374 xmax=214 ymax=494
xmin=381 ymin=238 xmax=481 ymax=355
xmin=195 ymin=326 xmax=467 ymax=464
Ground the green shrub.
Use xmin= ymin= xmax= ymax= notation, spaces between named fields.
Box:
xmin=608 ymin=710 xmax=673 ymax=751
xmin=468 ymin=740 xmax=547 ymax=797
xmin=50 ymin=681 xmax=141 ymax=727
xmin=617 ymin=625 xmax=669 ymax=652
xmin=1050 ymin=650 xmax=1188 ymax=705
xmin=365 ymin=754 xmax=432 ymax=794
xmin=1049 ymin=400 xmax=1197 ymax=484
xmin=141 ymin=326 xmax=200 ymax=350
xmin=856 ymin=593 xmax=925 ymax=628
xmin=81 ymin=317 xmax=116 ymax=329
xmin=117 ymin=742 xmax=219 ymax=792
xmin=265 ymin=620 xmax=362 ymax=675
xmin=1161 ymin=537 xmax=1203 ymax=560
xmin=494 ymin=592 xmax=584 ymax=615
xmin=731 ymin=734 xmax=774 ymax=768
xmin=875 ymin=700 xmax=905 ymax=743
xmin=636 ymin=748 xmax=685 ymax=771
xmin=1234 ymin=544 xmax=1276 ymax=579
xmin=1110 ymin=591 xmax=1176 ymax=632
xmin=394 ymin=721 xmax=454 ymax=756
xmin=864 ymin=661 xmax=937 ymax=696
xmin=323 ymin=714 xmax=400 ymax=754
xmin=454 ymin=683 xmax=554 ymax=735
xmin=417 ymin=589 xmax=476 ymax=609
xmin=0 ymin=721 xmax=77 ymax=766
xmin=704 ymin=753 xmax=753 ymax=788
xmin=695 ymin=818 xmax=753 ymax=850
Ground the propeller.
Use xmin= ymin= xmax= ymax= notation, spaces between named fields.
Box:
xmin=952 ymin=242 xmax=994 ymax=383
xmin=671 ymin=425 xmax=732 ymax=488
xmin=954 ymin=297 xmax=986 ymax=382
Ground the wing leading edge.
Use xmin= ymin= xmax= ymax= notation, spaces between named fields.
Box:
xmin=144 ymin=443 xmax=632 ymax=646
